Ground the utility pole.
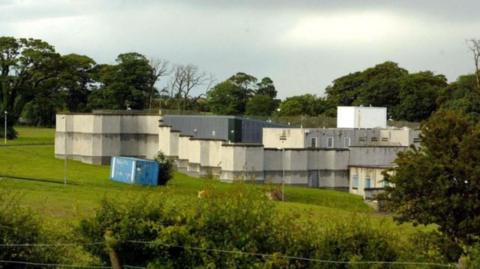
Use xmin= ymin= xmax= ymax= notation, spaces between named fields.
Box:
xmin=282 ymin=147 xmax=285 ymax=201
xmin=4 ymin=111 xmax=7 ymax=144
xmin=63 ymin=116 xmax=67 ymax=186
xmin=279 ymin=133 xmax=286 ymax=202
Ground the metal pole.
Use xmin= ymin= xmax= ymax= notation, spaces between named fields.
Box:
xmin=63 ymin=116 xmax=67 ymax=186
xmin=4 ymin=111 xmax=7 ymax=145
xmin=282 ymin=146 xmax=285 ymax=202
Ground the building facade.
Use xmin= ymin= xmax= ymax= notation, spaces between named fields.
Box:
xmin=54 ymin=107 xmax=419 ymax=196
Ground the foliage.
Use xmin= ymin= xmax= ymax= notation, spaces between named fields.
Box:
xmin=392 ymin=71 xmax=447 ymax=122
xmin=325 ymin=61 xmax=445 ymax=122
xmin=60 ymin=54 xmax=97 ymax=112
xmin=207 ymin=72 xmax=278 ymax=115
xmin=277 ymin=94 xmax=331 ymax=116
xmin=0 ymin=189 xmax=62 ymax=264
xmin=78 ymin=187 xmax=453 ymax=268
xmin=155 ymin=152 xmax=174 ymax=185
xmin=459 ymin=243 xmax=480 ymax=269
xmin=0 ymin=36 xmax=62 ymax=138
xmin=88 ymin=53 xmax=155 ymax=110
xmin=383 ymin=109 xmax=480 ymax=245
xmin=437 ymin=74 xmax=480 ymax=117
xmin=206 ymin=80 xmax=246 ymax=115
xmin=245 ymin=94 xmax=279 ymax=116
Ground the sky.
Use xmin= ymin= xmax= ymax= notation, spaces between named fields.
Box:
xmin=1 ymin=0 xmax=480 ymax=98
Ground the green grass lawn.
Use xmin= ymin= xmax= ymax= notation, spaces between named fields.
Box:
xmin=0 ymin=127 xmax=424 ymax=236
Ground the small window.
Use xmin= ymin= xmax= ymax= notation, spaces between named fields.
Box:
xmin=371 ymin=137 xmax=378 ymax=142
xmin=343 ymin=137 xmax=351 ymax=147
xmin=365 ymin=176 xmax=371 ymax=188
xmin=310 ymin=137 xmax=317 ymax=148
xmin=359 ymin=137 xmax=366 ymax=142
xmin=381 ymin=137 xmax=389 ymax=142
xmin=327 ymin=137 xmax=334 ymax=148
xmin=352 ymin=175 xmax=359 ymax=188
xmin=212 ymin=130 xmax=216 ymax=136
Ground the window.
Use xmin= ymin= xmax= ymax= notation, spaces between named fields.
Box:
xmin=365 ymin=176 xmax=372 ymax=189
xmin=352 ymin=175 xmax=359 ymax=189
xmin=327 ymin=137 xmax=334 ymax=148
xmin=310 ymin=137 xmax=317 ymax=148
xmin=343 ymin=137 xmax=351 ymax=147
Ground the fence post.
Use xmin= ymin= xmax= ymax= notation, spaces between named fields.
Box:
xmin=104 ymin=230 xmax=122 ymax=269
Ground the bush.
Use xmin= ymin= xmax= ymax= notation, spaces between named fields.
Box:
xmin=459 ymin=243 xmax=480 ymax=269
xmin=155 ymin=152 xmax=174 ymax=185
xmin=0 ymin=190 xmax=62 ymax=264
xmin=78 ymin=186 xmax=452 ymax=268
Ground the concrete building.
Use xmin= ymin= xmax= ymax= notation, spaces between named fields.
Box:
xmin=348 ymin=144 xmax=406 ymax=198
xmin=162 ymin=115 xmax=285 ymax=143
xmin=55 ymin=112 xmax=160 ymax=164
xmin=263 ymin=126 xmax=420 ymax=149
xmin=54 ymin=106 xmax=420 ymax=195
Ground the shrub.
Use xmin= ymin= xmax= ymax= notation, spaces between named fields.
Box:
xmin=155 ymin=152 xmax=174 ymax=185
xmin=79 ymin=186 xmax=452 ymax=268
xmin=0 ymin=190 xmax=62 ymax=264
xmin=459 ymin=243 xmax=480 ymax=269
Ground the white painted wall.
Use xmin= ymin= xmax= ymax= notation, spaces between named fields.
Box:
xmin=337 ymin=106 xmax=387 ymax=128
xmin=349 ymin=167 xmax=392 ymax=198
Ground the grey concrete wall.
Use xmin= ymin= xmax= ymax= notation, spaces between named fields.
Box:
xmin=349 ymin=146 xmax=406 ymax=167
xmin=55 ymin=113 xmax=160 ymax=165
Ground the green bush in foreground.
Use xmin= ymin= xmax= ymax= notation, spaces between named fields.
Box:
xmin=0 ymin=190 xmax=61 ymax=265
xmin=78 ymin=185 xmax=454 ymax=268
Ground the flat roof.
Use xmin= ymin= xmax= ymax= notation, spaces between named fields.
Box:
xmin=349 ymin=164 xmax=395 ymax=169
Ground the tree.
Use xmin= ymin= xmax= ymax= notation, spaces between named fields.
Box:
xmin=437 ymin=74 xmax=480 ymax=118
xmin=384 ymin=110 xmax=480 ymax=245
xmin=148 ymin=59 xmax=169 ymax=109
xmin=60 ymin=54 xmax=97 ymax=112
xmin=325 ymin=71 xmax=365 ymax=106
xmin=256 ymin=77 xmax=277 ymax=98
xmin=206 ymin=72 xmax=258 ymax=115
xmin=355 ymin=62 xmax=407 ymax=110
xmin=392 ymin=71 xmax=447 ymax=122
xmin=245 ymin=95 xmax=279 ymax=116
xmin=467 ymin=39 xmax=480 ymax=90
xmin=277 ymin=94 xmax=329 ymax=116
xmin=169 ymin=64 xmax=207 ymax=111
xmin=207 ymin=80 xmax=245 ymax=115
xmin=325 ymin=62 xmax=406 ymax=113
xmin=88 ymin=52 xmax=153 ymax=110
xmin=0 ymin=37 xmax=62 ymax=138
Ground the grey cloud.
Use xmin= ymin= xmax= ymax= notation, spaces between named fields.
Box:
xmin=1 ymin=0 xmax=479 ymax=98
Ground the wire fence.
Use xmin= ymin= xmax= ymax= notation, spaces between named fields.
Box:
xmin=0 ymin=239 xmax=456 ymax=268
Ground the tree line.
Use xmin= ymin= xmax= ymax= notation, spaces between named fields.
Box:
xmin=1 ymin=36 xmax=480 ymax=138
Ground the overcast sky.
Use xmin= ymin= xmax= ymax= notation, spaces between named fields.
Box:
xmin=1 ymin=0 xmax=479 ymax=98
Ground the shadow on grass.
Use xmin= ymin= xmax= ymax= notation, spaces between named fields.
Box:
xmin=0 ymin=174 xmax=78 ymax=185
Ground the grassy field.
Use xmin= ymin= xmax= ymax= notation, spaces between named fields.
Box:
xmin=0 ymin=127 xmax=423 ymax=237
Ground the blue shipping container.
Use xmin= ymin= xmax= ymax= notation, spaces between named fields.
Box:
xmin=110 ymin=157 xmax=160 ymax=186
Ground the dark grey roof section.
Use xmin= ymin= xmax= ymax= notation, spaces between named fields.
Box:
xmin=162 ymin=115 xmax=287 ymax=143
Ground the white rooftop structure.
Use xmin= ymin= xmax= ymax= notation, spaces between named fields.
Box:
xmin=337 ymin=106 xmax=387 ymax=129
